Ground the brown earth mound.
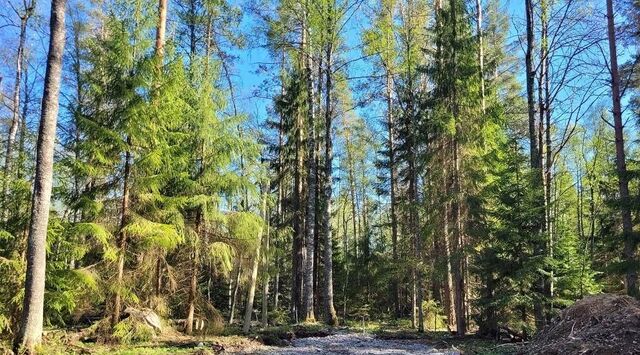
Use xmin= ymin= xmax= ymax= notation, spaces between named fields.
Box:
xmin=527 ymin=294 xmax=640 ymax=354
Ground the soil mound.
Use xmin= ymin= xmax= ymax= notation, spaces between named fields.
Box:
xmin=527 ymin=294 xmax=640 ymax=354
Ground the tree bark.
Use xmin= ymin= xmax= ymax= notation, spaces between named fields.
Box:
xmin=185 ymin=209 xmax=203 ymax=335
xmin=386 ymin=44 xmax=400 ymax=319
xmin=185 ymin=247 xmax=198 ymax=334
xmin=322 ymin=20 xmax=338 ymax=325
xmin=541 ymin=0 xmax=554 ymax=318
xmin=261 ymin=226 xmax=270 ymax=327
xmin=229 ymin=258 xmax=241 ymax=324
xmin=243 ymin=192 xmax=267 ymax=334
xmin=3 ymin=2 xmax=33 ymax=221
xmin=475 ymin=0 xmax=485 ymax=114
xmin=450 ymin=0 xmax=465 ymax=334
xmin=525 ymin=0 xmax=539 ymax=170
xmin=292 ymin=32 xmax=306 ymax=322
xmin=302 ymin=0 xmax=316 ymax=321
xmin=111 ymin=144 xmax=131 ymax=328
xmin=606 ymin=0 xmax=638 ymax=297
xmin=155 ymin=0 xmax=168 ymax=58
xmin=525 ymin=0 xmax=546 ymax=328
xmin=13 ymin=0 xmax=66 ymax=351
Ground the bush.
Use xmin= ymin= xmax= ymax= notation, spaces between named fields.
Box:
xmin=422 ymin=299 xmax=448 ymax=331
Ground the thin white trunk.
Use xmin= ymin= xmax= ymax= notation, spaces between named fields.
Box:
xmin=243 ymin=192 xmax=267 ymax=333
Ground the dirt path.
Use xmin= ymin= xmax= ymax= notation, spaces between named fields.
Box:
xmin=248 ymin=332 xmax=460 ymax=355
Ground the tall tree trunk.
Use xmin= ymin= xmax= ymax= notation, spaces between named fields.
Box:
xmin=17 ymin=65 xmax=30 ymax=182
xmin=3 ymin=3 xmax=33 ymax=221
xmin=525 ymin=0 xmax=538 ymax=169
xmin=534 ymin=0 xmax=550 ymax=329
xmin=450 ymin=1 xmax=465 ymax=334
xmin=607 ymin=0 xmax=638 ymax=297
xmin=292 ymin=31 xmax=306 ymax=321
xmin=150 ymin=0 xmax=168 ymax=300
xmin=13 ymin=0 xmax=66 ymax=351
xmin=435 ymin=0 xmax=455 ymax=332
xmin=322 ymin=21 xmax=338 ymax=325
xmin=475 ymin=0 xmax=485 ymax=114
xmin=525 ymin=0 xmax=546 ymax=328
xmin=155 ymin=0 xmax=168 ymax=58
xmin=386 ymin=50 xmax=400 ymax=319
xmin=274 ymin=52 xmax=285 ymax=314
xmin=302 ymin=0 xmax=316 ymax=322
xmin=541 ymin=0 xmax=554 ymax=318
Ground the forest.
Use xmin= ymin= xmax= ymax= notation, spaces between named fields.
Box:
xmin=1 ymin=0 xmax=640 ymax=354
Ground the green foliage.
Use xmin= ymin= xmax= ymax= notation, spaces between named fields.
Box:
xmin=0 ymin=0 xmax=633 ymax=342
xmin=226 ymin=212 xmax=264 ymax=251
xmin=474 ymin=141 xmax=543 ymax=336
xmin=421 ymin=300 xmax=447 ymax=331
xmin=112 ymin=318 xmax=156 ymax=344
xmin=209 ymin=241 xmax=236 ymax=276
xmin=124 ymin=216 xmax=182 ymax=251
xmin=66 ymin=223 xmax=116 ymax=261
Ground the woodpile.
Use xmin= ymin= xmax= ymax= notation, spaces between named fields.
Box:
xmin=527 ymin=294 xmax=640 ymax=354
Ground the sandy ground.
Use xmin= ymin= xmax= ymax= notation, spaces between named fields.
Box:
xmin=245 ymin=332 xmax=460 ymax=355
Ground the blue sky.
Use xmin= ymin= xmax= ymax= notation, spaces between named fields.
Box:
xmin=228 ymin=0 xmax=525 ymax=129
xmin=0 ymin=0 xmax=628 ymax=148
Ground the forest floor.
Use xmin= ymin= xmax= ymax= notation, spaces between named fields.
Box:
xmin=251 ymin=331 xmax=462 ymax=354
xmin=0 ymin=322 xmax=520 ymax=354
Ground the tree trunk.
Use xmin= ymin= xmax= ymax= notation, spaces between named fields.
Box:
xmin=525 ymin=0 xmax=538 ymax=170
xmin=243 ymin=191 xmax=267 ymax=334
xmin=274 ymin=48 xmax=286 ymax=315
xmin=386 ymin=53 xmax=400 ymax=319
xmin=229 ymin=258 xmax=241 ymax=324
xmin=302 ymin=0 xmax=316 ymax=322
xmin=450 ymin=0 xmax=465 ymax=334
xmin=607 ymin=0 xmax=638 ymax=297
xmin=541 ymin=0 xmax=554 ymax=318
xmin=411 ymin=269 xmax=417 ymax=329
xmin=475 ymin=0 xmax=485 ymax=114
xmin=185 ymin=209 xmax=203 ymax=335
xmin=322 ymin=26 xmax=338 ymax=325
xmin=262 ymin=203 xmax=271 ymax=327
xmin=261 ymin=229 xmax=270 ymax=327
xmin=155 ymin=0 xmax=168 ymax=58
xmin=3 ymin=3 xmax=33 ymax=221
xmin=185 ymin=247 xmax=198 ymax=334
xmin=452 ymin=142 xmax=465 ymax=336
xmin=13 ymin=0 xmax=66 ymax=351
xmin=112 ymin=144 xmax=131 ymax=328
xmin=525 ymin=0 xmax=546 ymax=328
xmin=292 ymin=48 xmax=306 ymax=323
